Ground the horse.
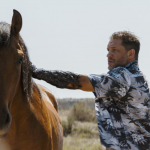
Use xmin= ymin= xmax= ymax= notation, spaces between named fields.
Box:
xmin=0 ymin=10 xmax=63 ymax=150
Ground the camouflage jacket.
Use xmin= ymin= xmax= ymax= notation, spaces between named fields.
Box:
xmin=89 ymin=60 xmax=150 ymax=150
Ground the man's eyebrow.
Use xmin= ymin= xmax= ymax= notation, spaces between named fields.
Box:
xmin=107 ymin=46 xmax=117 ymax=49
xmin=110 ymin=47 xmax=117 ymax=48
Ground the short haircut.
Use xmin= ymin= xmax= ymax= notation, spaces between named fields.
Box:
xmin=110 ymin=31 xmax=140 ymax=60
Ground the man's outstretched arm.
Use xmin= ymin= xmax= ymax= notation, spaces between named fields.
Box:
xmin=31 ymin=64 xmax=94 ymax=92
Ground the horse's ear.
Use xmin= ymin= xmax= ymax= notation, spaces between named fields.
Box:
xmin=11 ymin=9 xmax=22 ymax=37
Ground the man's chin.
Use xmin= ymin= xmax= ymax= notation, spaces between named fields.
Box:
xmin=108 ymin=65 xmax=115 ymax=70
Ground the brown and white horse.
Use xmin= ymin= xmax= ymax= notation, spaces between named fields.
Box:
xmin=0 ymin=10 xmax=63 ymax=150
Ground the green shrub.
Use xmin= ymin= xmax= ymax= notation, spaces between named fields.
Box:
xmin=70 ymin=102 xmax=97 ymax=122
xmin=62 ymin=120 xmax=68 ymax=136
xmin=62 ymin=116 xmax=75 ymax=136
xmin=77 ymin=126 xmax=93 ymax=138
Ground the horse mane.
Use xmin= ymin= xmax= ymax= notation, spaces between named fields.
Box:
xmin=0 ymin=22 xmax=40 ymax=101
xmin=19 ymin=36 xmax=33 ymax=101
xmin=0 ymin=22 xmax=10 ymax=46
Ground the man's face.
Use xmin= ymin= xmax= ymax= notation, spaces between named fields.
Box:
xmin=107 ymin=39 xmax=130 ymax=70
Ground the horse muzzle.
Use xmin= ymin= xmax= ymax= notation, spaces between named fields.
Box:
xmin=0 ymin=110 xmax=11 ymax=137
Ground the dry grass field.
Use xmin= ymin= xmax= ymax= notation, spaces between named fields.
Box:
xmin=57 ymin=98 xmax=106 ymax=150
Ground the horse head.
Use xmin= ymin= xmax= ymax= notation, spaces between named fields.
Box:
xmin=0 ymin=10 xmax=23 ymax=137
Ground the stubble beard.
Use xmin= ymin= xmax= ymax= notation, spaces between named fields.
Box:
xmin=108 ymin=56 xmax=128 ymax=70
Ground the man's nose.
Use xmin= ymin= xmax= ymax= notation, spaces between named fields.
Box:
xmin=107 ymin=51 xmax=113 ymax=58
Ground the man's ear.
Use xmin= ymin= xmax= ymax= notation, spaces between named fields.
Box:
xmin=128 ymin=49 xmax=135 ymax=59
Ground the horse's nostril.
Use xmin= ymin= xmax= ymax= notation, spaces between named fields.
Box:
xmin=4 ymin=113 xmax=11 ymax=126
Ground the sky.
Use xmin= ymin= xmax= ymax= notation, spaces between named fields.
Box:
xmin=1 ymin=0 xmax=150 ymax=98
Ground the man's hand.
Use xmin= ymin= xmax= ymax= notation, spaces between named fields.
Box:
xmin=78 ymin=75 xmax=95 ymax=92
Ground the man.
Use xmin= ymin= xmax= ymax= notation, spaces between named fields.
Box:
xmin=31 ymin=31 xmax=150 ymax=150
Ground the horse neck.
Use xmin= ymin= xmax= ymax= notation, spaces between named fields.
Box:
xmin=10 ymin=80 xmax=47 ymax=128
xmin=9 ymin=80 xmax=52 ymax=138
xmin=10 ymin=79 xmax=30 ymax=120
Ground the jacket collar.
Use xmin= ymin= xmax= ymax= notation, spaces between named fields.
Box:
xmin=125 ymin=60 xmax=139 ymax=73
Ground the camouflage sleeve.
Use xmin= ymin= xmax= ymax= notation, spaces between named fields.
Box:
xmin=88 ymin=67 xmax=131 ymax=99
xmin=30 ymin=64 xmax=81 ymax=89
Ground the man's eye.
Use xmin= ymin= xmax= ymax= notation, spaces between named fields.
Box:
xmin=113 ymin=49 xmax=117 ymax=52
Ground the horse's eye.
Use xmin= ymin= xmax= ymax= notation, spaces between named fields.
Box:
xmin=18 ymin=56 xmax=23 ymax=64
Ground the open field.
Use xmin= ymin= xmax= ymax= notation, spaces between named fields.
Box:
xmin=57 ymin=98 xmax=106 ymax=150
